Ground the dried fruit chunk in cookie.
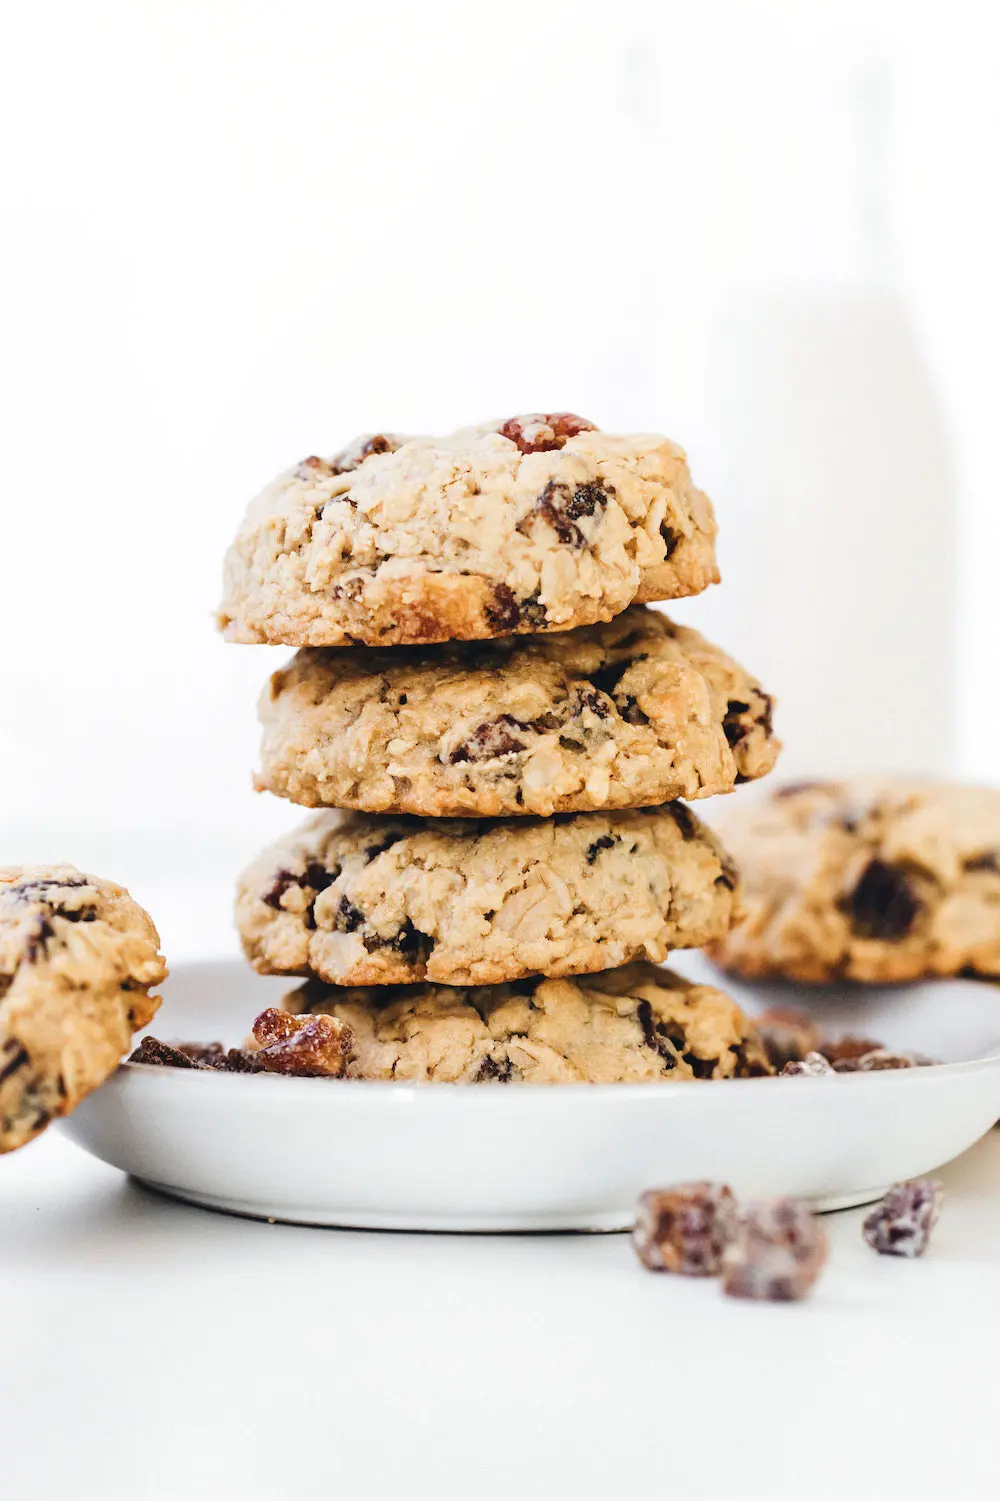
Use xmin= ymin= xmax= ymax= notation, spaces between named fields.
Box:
xmin=236 ymin=805 xmax=740 ymax=988
xmin=0 ymin=865 xmax=166 ymax=1152
xmin=862 ymin=1180 xmax=943 ymax=1257
xmin=708 ymin=778 xmax=1000 ymax=983
xmin=255 ymin=606 xmax=779 ymax=818
xmin=284 ymin=961 xmax=772 ymax=1083
xmin=218 ymin=416 xmax=719 ymax=648
xmin=633 ymin=1182 xmax=738 ymax=1273
xmin=721 ymin=1198 xmax=829 ymax=1302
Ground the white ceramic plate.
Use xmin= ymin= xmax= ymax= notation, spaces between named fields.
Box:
xmin=59 ymin=957 xmax=1000 ymax=1231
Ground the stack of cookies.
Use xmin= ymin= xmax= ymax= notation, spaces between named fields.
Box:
xmin=218 ymin=413 xmax=781 ymax=1083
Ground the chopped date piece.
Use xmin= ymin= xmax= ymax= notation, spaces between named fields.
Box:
xmin=781 ymin=1052 xmax=836 ymax=1077
xmin=497 ymin=413 xmax=597 ymax=454
xmin=330 ymin=433 xmax=399 ymax=474
xmin=756 ymin=1006 xmax=821 ymax=1071
xmin=251 ymin=1008 xmax=302 ymax=1047
xmin=473 ymin=1054 xmax=519 ymax=1083
xmin=249 ymin=1008 xmax=353 ymax=1078
xmin=449 ymin=715 xmax=529 ymax=764
xmin=517 ymin=591 xmax=548 ymax=629
xmin=619 ymin=697 xmax=649 ymax=726
xmin=721 ymin=690 xmax=774 ymax=747
xmin=721 ymin=1198 xmax=829 ymax=1302
xmin=863 ymin=1180 xmax=943 ymax=1257
xmin=334 ymin=896 xmax=366 ymax=933
xmin=485 ymin=583 xmax=520 ymax=633
xmin=575 ymin=686 xmax=612 ymax=721
xmin=524 ymin=477 xmax=611 ymax=547
xmin=722 ymin=700 xmax=751 ymax=748
xmin=587 ymin=659 xmax=628 ymax=701
xmin=854 ymin=1049 xmax=932 ymax=1071
xmin=633 ymin=1182 xmax=737 ymax=1275
xmin=128 ymin=1011 xmax=354 ymax=1080
xmin=0 ymin=1041 xmax=29 ymax=1085
xmin=129 ymin=1036 xmax=253 ymax=1072
xmin=964 ymin=851 xmax=1000 ymax=874
xmin=303 ymin=861 xmax=337 ymax=891
xmin=635 ymin=1000 xmax=682 ymax=1070
xmin=832 ymin=1048 xmax=933 ymax=1073
xmin=844 ymin=859 xmax=921 ymax=940
xmin=295 ymin=455 xmax=335 ymax=481
xmin=586 ymin=834 xmax=618 ymax=864
xmin=660 ymin=523 xmax=681 ymax=559
xmin=176 ymin=1041 xmax=228 ymax=1067
xmin=819 ymin=1034 xmax=884 ymax=1065
xmin=262 ymin=870 xmax=297 ymax=910
xmin=128 ymin=1037 xmax=203 ymax=1069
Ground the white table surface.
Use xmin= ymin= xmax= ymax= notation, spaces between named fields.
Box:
xmin=3 ymin=1115 xmax=998 ymax=1500
xmin=5 ymin=901 xmax=1000 ymax=1501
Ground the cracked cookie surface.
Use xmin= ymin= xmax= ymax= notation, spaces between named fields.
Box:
xmin=0 ymin=866 xmax=167 ymax=1152
xmin=708 ymin=779 xmax=1000 ymax=983
xmin=284 ymin=961 xmax=771 ymax=1083
xmin=237 ymin=806 xmax=739 ymax=987
xmin=256 ymin=606 xmax=779 ymax=817
xmin=218 ymin=415 xmax=718 ymax=648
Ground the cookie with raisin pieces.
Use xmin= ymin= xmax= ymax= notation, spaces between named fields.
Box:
xmin=218 ymin=415 xmax=718 ymax=648
xmin=255 ymin=605 xmax=778 ymax=817
xmin=0 ymin=865 xmax=166 ymax=1152
xmin=236 ymin=805 xmax=739 ymax=988
xmin=283 ymin=961 xmax=771 ymax=1083
xmin=708 ymin=779 xmax=1000 ymax=983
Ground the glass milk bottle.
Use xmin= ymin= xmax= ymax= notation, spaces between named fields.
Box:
xmin=647 ymin=33 xmax=956 ymax=780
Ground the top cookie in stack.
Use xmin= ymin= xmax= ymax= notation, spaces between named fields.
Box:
xmin=219 ymin=414 xmax=779 ymax=1084
xmin=218 ymin=413 xmax=718 ymax=648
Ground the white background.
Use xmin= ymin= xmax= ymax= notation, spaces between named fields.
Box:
xmin=2 ymin=0 xmax=999 ymax=918
xmin=3 ymin=9 xmax=1000 ymax=1499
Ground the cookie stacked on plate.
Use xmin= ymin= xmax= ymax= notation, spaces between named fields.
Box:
xmin=219 ymin=413 xmax=780 ymax=1082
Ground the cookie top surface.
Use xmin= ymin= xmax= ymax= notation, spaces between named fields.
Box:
xmin=237 ymin=806 xmax=739 ymax=988
xmin=0 ymin=865 xmax=167 ymax=1152
xmin=256 ymin=606 xmax=779 ymax=818
xmin=708 ymin=779 xmax=1000 ymax=983
xmin=218 ymin=415 xmax=719 ymax=648
xmin=286 ymin=961 xmax=771 ymax=1084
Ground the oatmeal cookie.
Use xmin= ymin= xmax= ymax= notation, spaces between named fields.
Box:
xmin=709 ymin=779 xmax=1000 ymax=983
xmin=284 ymin=961 xmax=770 ymax=1083
xmin=0 ymin=866 xmax=166 ymax=1152
xmin=218 ymin=415 xmax=718 ymax=648
xmin=237 ymin=806 xmax=739 ymax=987
xmin=255 ymin=606 xmax=778 ymax=817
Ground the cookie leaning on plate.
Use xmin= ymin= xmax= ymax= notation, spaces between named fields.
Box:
xmin=284 ymin=962 xmax=772 ymax=1083
xmin=218 ymin=414 xmax=718 ymax=648
xmin=0 ymin=866 xmax=166 ymax=1152
xmin=256 ymin=606 xmax=779 ymax=817
xmin=237 ymin=806 xmax=739 ymax=988
xmin=708 ymin=779 xmax=1000 ymax=983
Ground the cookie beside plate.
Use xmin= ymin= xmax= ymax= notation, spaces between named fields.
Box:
xmin=1 ymin=866 xmax=166 ymax=1152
